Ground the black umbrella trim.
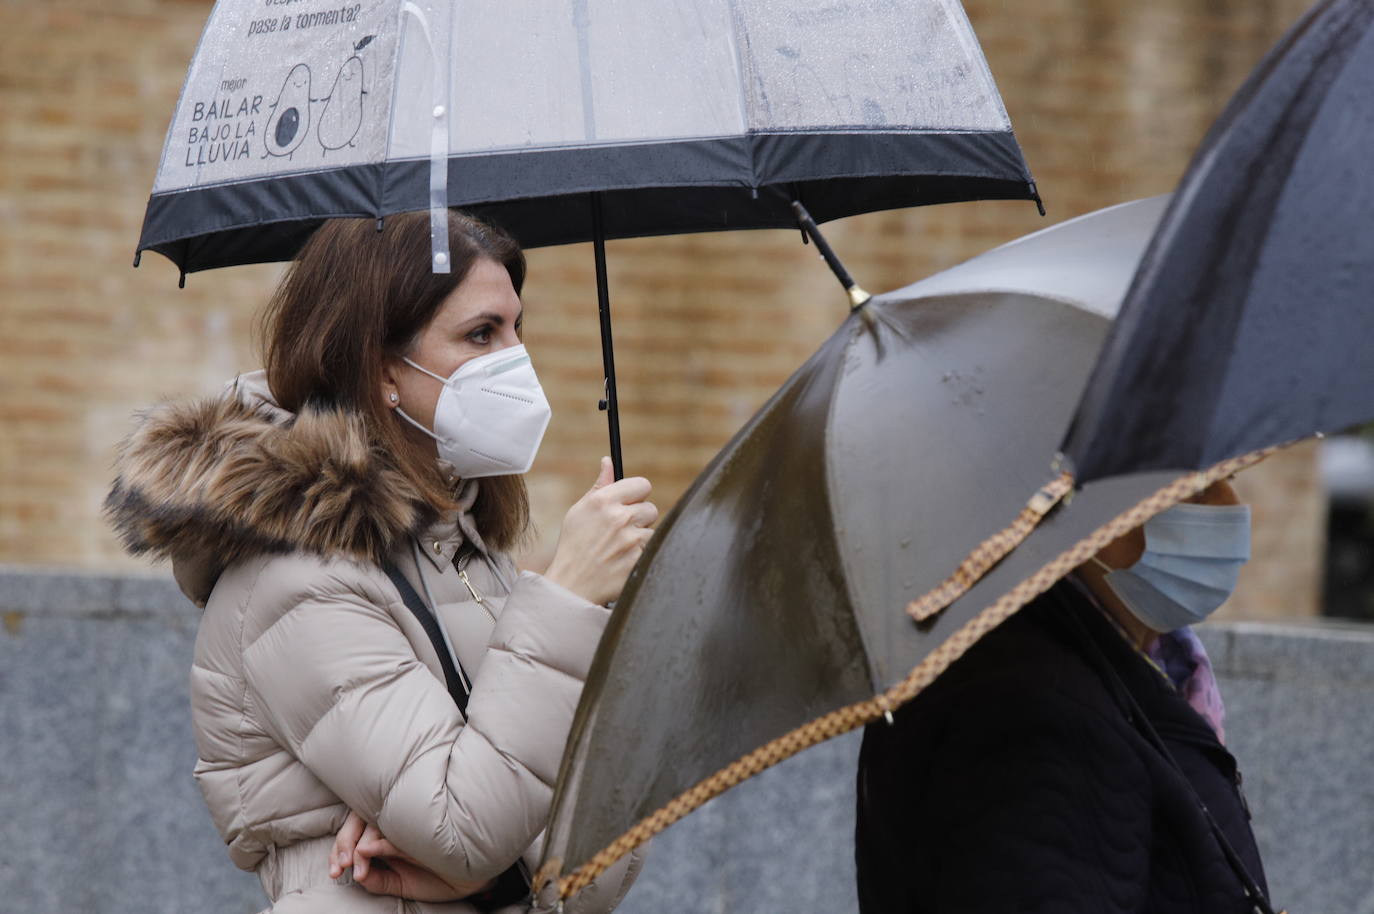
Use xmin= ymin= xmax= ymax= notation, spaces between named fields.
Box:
xmin=137 ymin=129 xmax=1037 ymax=274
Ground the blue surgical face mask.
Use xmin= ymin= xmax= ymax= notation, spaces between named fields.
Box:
xmin=1093 ymin=502 xmax=1251 ymax=633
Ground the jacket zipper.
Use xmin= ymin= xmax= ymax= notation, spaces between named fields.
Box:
xmin=457 ymin=558 xmax=496 ymax=624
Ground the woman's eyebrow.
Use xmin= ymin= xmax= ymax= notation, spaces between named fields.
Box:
xmin=460 ymin=309 xmax=523 ymax=328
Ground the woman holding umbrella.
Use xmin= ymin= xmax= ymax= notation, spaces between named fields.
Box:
xmin=856 ymin=477 xmax=1271 ymax=914
xmin=105 ymin=210 xmax=652 ymax=912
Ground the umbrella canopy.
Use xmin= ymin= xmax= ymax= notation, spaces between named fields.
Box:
xmin=137 ymin=0 xmax=1038 ymax=274
xmin=138 ymin=0 xmax=1040 ymax=481
xmin=535 ymin=197 xmax=1185 ymax=897
xmin=1064 ymin=0 xmax=1374 ymax=482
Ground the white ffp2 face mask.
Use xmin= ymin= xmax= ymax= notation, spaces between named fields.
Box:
xmin=395 ymin=344 xmax=552 ymax=479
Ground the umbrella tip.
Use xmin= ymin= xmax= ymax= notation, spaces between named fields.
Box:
xmin=178 ymin=271 xmax=186 ymax=290
xmin=132 ymin=251 xmax=142 ymax=268
xmin=1029 ymin=181 xmax=1046 ymax=217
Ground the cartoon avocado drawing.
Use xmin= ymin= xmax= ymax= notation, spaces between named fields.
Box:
xmin=318 ymin=55 xmax=366 ymax=153
xmin=263 ymin=64 xmax=312 ymax=159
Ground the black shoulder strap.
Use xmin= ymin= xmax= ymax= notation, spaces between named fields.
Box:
xmin=381 ymin=560 xmax=532 ymax=908
xmin=382 ymin=562 xmax=470 ymax=716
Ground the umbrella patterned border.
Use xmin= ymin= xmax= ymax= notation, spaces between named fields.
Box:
xmin=536 ymin=439 xmax=1290 ymax=901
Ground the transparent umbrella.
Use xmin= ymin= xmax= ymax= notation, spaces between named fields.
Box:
xmin=135 ymin=0 xmax=1040 ymax=476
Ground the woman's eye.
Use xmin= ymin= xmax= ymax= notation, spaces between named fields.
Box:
xmin=467 ymin=326 xmax=492 ymax=344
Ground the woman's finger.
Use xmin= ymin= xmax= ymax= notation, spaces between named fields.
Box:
xmin=357 ymin=856 xmax=490 ymax=902
xmin=356 ymin=861 xmax=405 ymax=897
xmin=629 ymin=500 xmax=659 ymax=528
xmin=600 ymin=475 xmax=652 ymax=505
xmin=330 ymin=811 xmax=366 ymax=878
xmin=356 ymin=834 xmax=406 ymax=861
xmin=352 ymin=823 xmax=385 ymax=881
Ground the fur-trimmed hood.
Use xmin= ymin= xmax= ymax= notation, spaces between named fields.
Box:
xmin=105 ymin=372 xmax=448 ymax=605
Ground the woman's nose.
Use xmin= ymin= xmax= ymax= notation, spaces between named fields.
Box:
xmin=1186 ymin=478 xmax=1242 ymax=506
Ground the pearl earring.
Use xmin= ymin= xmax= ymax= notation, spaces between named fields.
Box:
xmin=389 ymin=393 xmax=399 ymax=403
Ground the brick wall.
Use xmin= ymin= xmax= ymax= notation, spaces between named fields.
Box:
xmin=0 ymin=0 xmax=1322 ymax=617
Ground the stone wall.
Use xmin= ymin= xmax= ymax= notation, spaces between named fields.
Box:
xmin=0 ymin=0 xmax=1326 ymax=618
xmin=2 ymin=567 xmax=1370 ymax=913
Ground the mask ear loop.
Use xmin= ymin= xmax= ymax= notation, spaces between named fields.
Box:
xmin=403 ymin=356 xmax=450 ymax=384
xmin=393 ymin=357 xmax=451 ymax=443
xmin=394 ymin=404 xmax=443 ymax=443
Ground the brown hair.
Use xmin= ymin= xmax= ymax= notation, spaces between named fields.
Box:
xmin=260 ymin=209 xmax=530 ymax=551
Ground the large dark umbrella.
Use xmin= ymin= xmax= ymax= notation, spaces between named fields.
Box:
xmin=1063 ymin=0 xmax=1374 ymax=483
xmin=533 ymin=196 xmax=1180 ymax=900
xmin=135 ymin=0 xmax=1039 ymax=476
xmin=910 ymin=0 xmax=1374 ymax=627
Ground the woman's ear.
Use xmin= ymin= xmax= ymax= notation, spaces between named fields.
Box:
xmin=380 ymin=359 xmax=403 ymax=410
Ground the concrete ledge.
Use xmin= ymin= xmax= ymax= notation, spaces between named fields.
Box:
xmin=1202 ymin=618 xmax=1374 ymax=681
xmin=2 ymin=568 xmax=1370 ymax=913
xmin=0 ymin=565 xmax=190 ymax=618
xmin=0 ymin=567 xmax=260 ymax=914
xmin=1198 ymin=621 xmax=1374 ymax=914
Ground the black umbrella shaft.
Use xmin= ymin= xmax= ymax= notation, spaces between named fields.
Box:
xmin=791 ymin=201 xmax=870 ymax=309
xmin=792 ymin=202 xmax=855 ymax=288
xmin=591 ymin=193 xmax=625 ymax=481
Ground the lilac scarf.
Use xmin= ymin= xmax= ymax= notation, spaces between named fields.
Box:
xmin=1146 ymin=626 xmax=1227 ymax=744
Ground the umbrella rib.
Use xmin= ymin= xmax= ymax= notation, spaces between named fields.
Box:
xmin=540 ymin=442 xmax=1285 ymax=901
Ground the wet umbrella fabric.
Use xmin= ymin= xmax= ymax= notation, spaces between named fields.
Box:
xmin=535 ymin=198 xmax=1182 ymax=897
xmin=1064 ymin=0 xmax=1374 ymax=483
xmin=137 ymin=0 xmax=1038 ymax=274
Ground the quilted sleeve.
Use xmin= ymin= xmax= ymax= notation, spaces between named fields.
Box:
xmin=918 ymin=687 xmax=1155 ymax=913
xmin=241 ymin=559 xmax=610 ymax=886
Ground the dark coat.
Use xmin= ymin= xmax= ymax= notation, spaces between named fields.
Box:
xmin=855 ymin=579 xmax=1268 ymax=914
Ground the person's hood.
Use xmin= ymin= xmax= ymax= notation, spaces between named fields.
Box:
xmin=104 ymin=371 xmax=444 ymax=606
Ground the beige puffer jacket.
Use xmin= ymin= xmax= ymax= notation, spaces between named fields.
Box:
xmin=105 ymin=374 xmax=641 ymax=913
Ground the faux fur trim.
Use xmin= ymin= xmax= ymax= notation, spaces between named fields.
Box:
xmin=104 ymin=395 xmax=438 ymax=571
